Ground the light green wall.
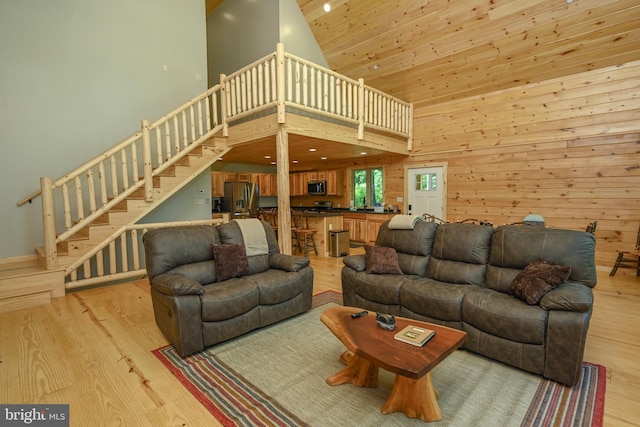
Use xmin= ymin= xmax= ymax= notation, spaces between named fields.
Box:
xmin=0 ymin=0 xmax=209 ymax=258
xmin=206 ymin=0 xmax=327 ymax=87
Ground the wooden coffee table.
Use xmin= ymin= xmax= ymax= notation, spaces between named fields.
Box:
xmin=321 ymin=306 xmax=466 ymax=422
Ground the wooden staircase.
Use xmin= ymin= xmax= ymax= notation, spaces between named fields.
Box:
xmin=35 ymin=141 xmax=227 ymax=271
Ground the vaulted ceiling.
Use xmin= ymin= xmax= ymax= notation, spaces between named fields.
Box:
xmin=206 ymin=0 xmax=640 ymax=165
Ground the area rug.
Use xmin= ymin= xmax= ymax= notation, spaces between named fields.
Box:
xmin=153 ymin=291 xmax=605 ymax=427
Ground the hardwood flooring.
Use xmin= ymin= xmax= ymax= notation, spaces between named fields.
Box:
xmin=0 ymin=248 xmax=638 ymax=426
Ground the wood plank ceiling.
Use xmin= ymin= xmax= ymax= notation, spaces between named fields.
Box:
xmin=207 ymin=0 xmax=640 ymax=166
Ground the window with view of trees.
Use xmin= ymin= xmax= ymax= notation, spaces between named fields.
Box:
xmin=353 ymin=167 xmax=383 ymax=208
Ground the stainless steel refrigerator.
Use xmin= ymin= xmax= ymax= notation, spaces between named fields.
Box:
xmin=223 ymin=182 xmax=259 ymax=218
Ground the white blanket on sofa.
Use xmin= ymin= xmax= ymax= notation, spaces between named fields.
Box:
xmin=234 ymin=219 xmax=269 ymax=256
xmin=388 ymin=215 xmax=423 ymax=230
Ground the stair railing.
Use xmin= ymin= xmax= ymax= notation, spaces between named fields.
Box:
xmin=21 ymin=43 xmax=413 ymax=274
xmin=64 ymin=217 xmax=229 ymax=289
xmin=38 ymin=84 xmax=224 ymax=269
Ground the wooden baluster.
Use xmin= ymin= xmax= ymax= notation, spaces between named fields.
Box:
xmin=358 ymin=79 xmax=365 ymax=140
xmin=335 ymin=77 xmax=340 ymax=115
xmin=141 ymin=120 xmax=153 ymax=202
xmin=330 ymin=75 xmax=335 ymax=114
xmin=270 ymin=57 xmax=277 ymax=103
xmin=197 ymin=99 xmax=203 ymax=137
xmin=109 ymin=240 xmax=116 ymax=274
xmin=131 ymin=229 xmax=140 ymax=270
xmin=98 ymin=162 xmax=108 ymax=205
xmin=120 ymin=149 xmax=129 ymax=189
xmin=110 ymin=155 xmax=119 ymax=197
xmin=310 ymin=67 xmax=316 ymax=108
xmin=87 ymin=169 xmax=96 ymax=213
xmin=62 ymin=183 xmax=72 ymax=229
xmin=181 ymin=111 xmax=188 ymax=149
xmin=251 ymin=67 xmax=257 ymax=109
xmin=240 ymin=72 xmax=247 ymax=113
xmin=220 ymin=73 xmax=228 ymax=136
xmin=205 ymin=93 xmax=212 ymax=131
xmin=120 ymin=232 xmax=129 ymax=272
xmin=259 ymin=62 xmax=266 ymax=106
xmin=95 ymin=248 xmax=104 ymax=277
xmin=286 ymin=57 xmax=293 ymax=102
xmin=83 ymin=259 xmax=90 ymax=279
xmin=155 ymin=127 xmax=163 ymax=165
xmin=40 ymin=177 xmax=58 ymax=270
xmin=189 ymin=105 xmax=196 ymax=143
xmin=163 ymin=120 xmax=171 ymax=163
xmin=302 ymin=64 xmax=308 ymax=107
xmin=75 ymin=176 xmax=85 ymax=221
xmin=131 ymin=141 xmax=139 ymax=184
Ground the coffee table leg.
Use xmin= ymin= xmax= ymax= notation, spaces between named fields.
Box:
xmin=381 ymin=372 xmax=441 ymax=422
xmin=326 ymin=353 xmax=379 ymax=388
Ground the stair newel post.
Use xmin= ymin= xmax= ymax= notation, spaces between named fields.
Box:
xmin=40 ymin=177 xmax=58 ymax=270
xmin=276 ymin=43 xmax=286 ymax=124
xmin=220 ymin=73 xmax=229 ymax=137
xmin=357 ymin=78 xmax=365 ymax=140
xmin=141 ymin=119 xmax=153 ymax=202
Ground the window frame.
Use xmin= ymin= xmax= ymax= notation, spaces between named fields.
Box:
xmin=352 ymin=167 xmax=384 ymax=208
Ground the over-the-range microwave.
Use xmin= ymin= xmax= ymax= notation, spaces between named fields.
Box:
xmin=307 ymin=180 xmax=326 ymax=196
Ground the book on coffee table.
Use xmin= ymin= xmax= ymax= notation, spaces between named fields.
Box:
xmin=394 ymin=325 xmax=435 ymax=347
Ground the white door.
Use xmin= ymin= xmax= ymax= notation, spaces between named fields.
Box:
xmin=407 ymin=166 xmax=445 ymax=220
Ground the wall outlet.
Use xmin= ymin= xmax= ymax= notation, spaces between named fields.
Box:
xmin=396 ymin=196 xmax=404 ymax=202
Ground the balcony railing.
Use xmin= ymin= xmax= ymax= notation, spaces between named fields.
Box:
xmin=17 ymin=43 xmax=412 ymax=288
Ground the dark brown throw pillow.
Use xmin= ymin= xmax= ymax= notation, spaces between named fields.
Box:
xmin=511 ymin=258 xmax=571 ymax=305
xmin=364 ymin=245 xmax=403 ymax=275
xmin=211 ymin=243 xmax=249 ymax=282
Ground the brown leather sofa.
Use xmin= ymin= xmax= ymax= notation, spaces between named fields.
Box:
xmin=342 ymin=221 xmax=597 ymax=386
xmin=143 ymin=221 xmax=313 ymax=356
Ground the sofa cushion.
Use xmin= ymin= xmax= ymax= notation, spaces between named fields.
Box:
xmin=511 ymin=258 xmax=571 ymax=305
xmin=211 ymin=244 xmax=250 ymax=282
xmin=200 ymin=278 xmax=259 ymax=322
xmin=489 ymin=225 xmax=596 ymax=287
xmin=252 ymin=269 xmax=308 ymax=305
xmin=431 ymin=223 xmax=494 ymax=264
xmin=400 ymin=279 xmax=469 ymax=322
xmin=348 ymin=271 xmax=417 ymax=306
xmin=485 ymin=265 xmax=520 ymax=294
xmin=461 ymin=288 xmax=547 ymax=345
xmin=426 ymin=259 xmax=487 ymax=286
xmin=143 ymin=225 xmax=220 ymax=278
xmin=376 ymin=220 xmax=439 ymax=256
xmin=365 ymin=245 xmax=403 ymax=275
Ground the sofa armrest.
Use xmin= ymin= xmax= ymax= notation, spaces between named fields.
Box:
xmin=343 ymin=254 xmax=366 ymax=272
xmin=540 ymin=282 xmax=593 ymax=312
xmin=269 ymin=253 xmax=310 ymax=272
xmin=150 ymin=273 xmax=204 ymax=297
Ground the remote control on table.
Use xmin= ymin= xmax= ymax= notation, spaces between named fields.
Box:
xmin=351 ymin=310 xmax=368 ymax=318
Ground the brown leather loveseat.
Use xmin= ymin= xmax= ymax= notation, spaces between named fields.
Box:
xmin=341 ymin=221 xmax=596 ymax=385
xmin=144 ymin=220 xmax=313 ymax=356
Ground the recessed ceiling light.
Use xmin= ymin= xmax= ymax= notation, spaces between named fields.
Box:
xmin=271 ymin=161 xmax=276 ymax=165
xmin=218 ymin=157 xmax=224 ymax=160
xmin=360 ymin=152 xmax=367 ymax=155
xmin=309 ymin=148 xmax=317 ymax=152
xmin=265 ymin=155 xmax=271 ymax=159
xmin=323 ymin=3 xmax=331 ymax=12
xmin=293 ymin=160 xmax=299 ymax=164
xmin=321 ymin=157 xmax=327 ymax=160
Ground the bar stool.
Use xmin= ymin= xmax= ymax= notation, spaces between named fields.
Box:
xmin=292 ymin=210 xmax=318 ymax=256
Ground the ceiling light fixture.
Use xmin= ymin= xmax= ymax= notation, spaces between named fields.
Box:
xmin=264 ymin=155 xmax=271 ymax=159
xmin=309 ymin=148 xmax=317 ymax=152
xmin=321 ymin=157 xmax=327 ymax=160
xmin=360 ymin=152 xmax=367 ymax=155
xmin=293 ymin=160 xmax=299 ymax=164
xmin=323 ymin=3 xmax=331 ymax=12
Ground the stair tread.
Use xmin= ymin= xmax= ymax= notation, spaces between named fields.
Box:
xmin=0 ymin=260 xmax=47 ymax=280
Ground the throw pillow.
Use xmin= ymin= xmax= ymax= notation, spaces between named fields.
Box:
xmin=364 ymin=245 xmax=403 ymax=275
xmin=211 ymin=243 xmax=250 ymax=282
xmin=511 ymin=258 xmax=571 ymax=305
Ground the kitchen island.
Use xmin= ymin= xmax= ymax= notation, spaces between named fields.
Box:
xmin=297 ymin=211 xmax=343 ymax=256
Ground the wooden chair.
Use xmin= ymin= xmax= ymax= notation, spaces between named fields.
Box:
xmin=609 ymin=223 xmax=640 ymax=276
xmin=292 ymin=210 xmax=318 ymax=257
xmin=262 ymin=208 xmax=278 ymax=237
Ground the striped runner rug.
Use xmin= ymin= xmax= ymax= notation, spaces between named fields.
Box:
xmin=153 ymin=290 xmax=605 ymax=427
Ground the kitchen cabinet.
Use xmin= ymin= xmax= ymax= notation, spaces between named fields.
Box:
xmin=211 ymin=172 xmax=225 ymax=197
xmin=343 ymin=213 xmax=367 ymax=243
xmin=325 ymin=170 xmax=343 ymax=196
xmin=223 ymin=172 xmax=237 ymax=182
xmin=258 ymin=174 xmax=277 ymax=197
xmin=367 ymin=214 xmax=395 ymax=243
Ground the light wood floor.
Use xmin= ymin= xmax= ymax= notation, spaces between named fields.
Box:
xmin=0 ymin=249 xmax=638 ymax=426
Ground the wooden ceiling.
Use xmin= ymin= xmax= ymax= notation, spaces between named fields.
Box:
xmin=216 ymin=133 xmax=396 ymax=168
xmin=206 ymin=0 xmax=640 ymax=165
